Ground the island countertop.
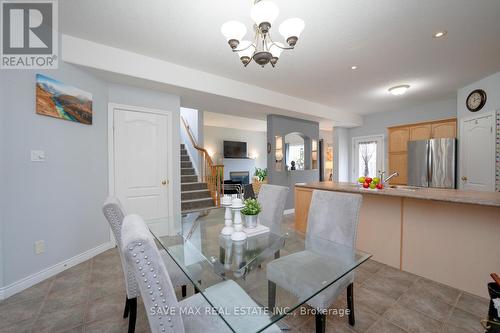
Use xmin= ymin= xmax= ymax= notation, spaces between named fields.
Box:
xmin=295 ymin=181 xmax=500 ymax=207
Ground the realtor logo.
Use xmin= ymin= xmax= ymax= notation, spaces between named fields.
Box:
xmin=1 ymin=0 xmax=58 ymax=69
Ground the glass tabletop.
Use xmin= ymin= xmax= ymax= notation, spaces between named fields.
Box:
xmin=147 ymin=208 xmax=371 ymax=333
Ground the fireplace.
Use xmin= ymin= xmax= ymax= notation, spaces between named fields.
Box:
xmin=230 ymin=171 xmax=250 ymax=185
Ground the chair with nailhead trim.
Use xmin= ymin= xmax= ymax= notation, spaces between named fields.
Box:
xmin=102 ymin=197 xmax=202 ymax=333
xmin=121 ymin=213 xmax=281 ymax=333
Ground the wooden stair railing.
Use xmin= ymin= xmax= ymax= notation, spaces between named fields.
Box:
xmin=181 ymin=116 xmax=223 ymax=206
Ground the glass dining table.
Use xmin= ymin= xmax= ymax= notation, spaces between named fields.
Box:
xmin=147 ymin=208 xmax=371 ymax=333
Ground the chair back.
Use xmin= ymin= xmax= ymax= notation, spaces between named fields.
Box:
xmin=243 ymin=184 xmax=256 ymax=200
xmin=102 ymin=197 xmax=139 ymax=299
xmin=257 ymin=184 xmax=289 ymax=233
xmin=305 ymin=190 xmax=362 ymax=249
xmin=122 ymin=214 xmax=185 ymax=333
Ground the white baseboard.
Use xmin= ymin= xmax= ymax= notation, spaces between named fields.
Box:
xmin=0 ymin=241 xmax=115 ymax=301
xmin=283 ymin=208 xmax=295 ymax=215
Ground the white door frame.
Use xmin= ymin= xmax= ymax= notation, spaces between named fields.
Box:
xmin=458 ymin=111 xmax=496 ymax=191
xmin=108 ymin=103 xmax=175 ymax=242
xmin=351 ymin=134 xmax=385 ymax=182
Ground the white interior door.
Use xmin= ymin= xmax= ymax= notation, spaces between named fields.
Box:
xmin=460 ymin=113 xmax=495 ymax=191
xmin=114 ymin=108 xmax=170 ymax=220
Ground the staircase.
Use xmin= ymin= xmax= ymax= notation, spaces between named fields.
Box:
xmin=180 ymin=144 xmax=217 ymax=213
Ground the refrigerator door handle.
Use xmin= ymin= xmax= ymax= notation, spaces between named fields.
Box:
xmin=427 ymin=140 xmax=433 ymax=185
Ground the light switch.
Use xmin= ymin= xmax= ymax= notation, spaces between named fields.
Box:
xmin=31 ymin=150 xmax=46 ymax=162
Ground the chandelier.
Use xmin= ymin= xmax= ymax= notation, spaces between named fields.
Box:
xmin=221 ymin=0 xmax=305 ymax=68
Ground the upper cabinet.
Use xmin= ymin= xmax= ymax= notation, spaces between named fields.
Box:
xmin=431 ymin=120 xmax=456 ymax=138
xmin=388 ymin=118 xmax=456 ymax=185
xmin=388 ymin=127 xmax=409 ymax=152
xmin=409 ymin=124 xmax=432 ymax=141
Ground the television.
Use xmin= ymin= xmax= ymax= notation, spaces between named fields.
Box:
xmin=223 ymin=141 xmax=247 ymax=158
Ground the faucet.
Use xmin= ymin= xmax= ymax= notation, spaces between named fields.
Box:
xmin=384 ymin=172 xmax=399 ymax=184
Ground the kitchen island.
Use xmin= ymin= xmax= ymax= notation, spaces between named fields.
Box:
xmin=295 ymin=182 xmax=500 ymax=298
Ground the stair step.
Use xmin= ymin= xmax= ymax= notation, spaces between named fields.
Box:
xmin=182 ymin=205 xmax=218 ymax=214
xmin=181 ymin=189 xmax=211 ymax=200
xmin=181 ymin=182 xmax=208 ymax=191
xmin=180 ymin=144 xmax=185 ymax=149
xmin=181 ymin=168 xmax=196 ymax=176
xmin=180 ymin=149 xmax=188 ymax=155
xmin=181 ymin=161 xmax=193 ymax=168
xmin=181 ymin=175 xmax=198 ymax=183
xmin=181 ymin=198 xmax=215 ymax=212
xmin=181 ymin=155 xmax=190 ymax=162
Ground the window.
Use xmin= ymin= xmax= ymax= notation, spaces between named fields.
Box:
xmin=352 ymin=135 xmax=384 ymax=181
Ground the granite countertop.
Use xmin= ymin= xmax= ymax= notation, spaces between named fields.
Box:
xmin=295 ymin=182 xmax=500 ymax=207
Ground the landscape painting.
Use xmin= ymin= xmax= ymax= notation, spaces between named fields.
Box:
xmin=36 ymin=74 xmax=93 ymax=125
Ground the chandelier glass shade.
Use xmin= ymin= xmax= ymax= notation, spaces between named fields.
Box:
xmin=221 ymin=0 xmax=304 ymax=68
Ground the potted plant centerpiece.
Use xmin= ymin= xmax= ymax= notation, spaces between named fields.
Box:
xmin=241 ymin=198 xmax=262 ymax=229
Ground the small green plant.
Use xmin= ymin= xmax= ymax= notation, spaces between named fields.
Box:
xmin=254 ymin=167 xmax=268 ymax=181
xmin=241 ymin=198 xmax=262 ymax=216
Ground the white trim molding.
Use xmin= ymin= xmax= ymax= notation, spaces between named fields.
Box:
xmin=0 ymin=242 xmax=114 ymax=301
xmin=284 ymin=208 xmax=295 ymax=215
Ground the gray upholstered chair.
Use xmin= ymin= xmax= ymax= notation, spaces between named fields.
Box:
xmin=121 ymin=213 xmax=281 ymax=333
xmin=257 ymin=184 xmax=289 ymax=234
xmin=266 ymin=190 xmax=363 ymax=333
xmin=102 ymin=197 xmax=201 ymax=333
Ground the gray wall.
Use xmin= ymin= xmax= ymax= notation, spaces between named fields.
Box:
xmin=108 ymin=84 xmax=182 ymax=220
xmin=0 ymin=64 xmax=109 ymax=286
xmin=333 ymin=127 xmax=350 ymax=182
xmin=267 ymin=115 xmax=320 ymax=210
xmin=346 ymin=97 xmax=457 ymax=181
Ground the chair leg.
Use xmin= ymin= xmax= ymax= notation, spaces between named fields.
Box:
xmin=128 ymin=297 xmax=137 ymax=333
xmin=181 ymin=285 xmax=187 ymax=298
xmin=194 ymin=280 xmax=201 ymax=294
xmin=347 ymin=283 xmax=355 ymax=326
xmin=315 ymin=313 xmax=326 ymax=333
xmin=268 ymin=280 xmax=276 ymax=314
xmin=123 ymin=296 xmax=130 ymax=318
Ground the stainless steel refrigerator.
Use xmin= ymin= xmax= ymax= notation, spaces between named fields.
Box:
xmin=407 ymin=138 xmax=456 ymax=189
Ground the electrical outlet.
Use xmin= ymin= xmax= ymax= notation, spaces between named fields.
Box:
xmin=31 ymin=150 xmax=46 ymax=162
xmin=34 ymin=240 xmax=45 ymax=254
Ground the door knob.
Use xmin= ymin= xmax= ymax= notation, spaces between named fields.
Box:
xmin=161 ymin=180 xmax=168 ymax=185
xmin=461 ymin=176 xmax=468 ymax=182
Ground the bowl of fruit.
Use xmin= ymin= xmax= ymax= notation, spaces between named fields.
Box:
xmin=357 ymin=176 xmax=384 ymax=190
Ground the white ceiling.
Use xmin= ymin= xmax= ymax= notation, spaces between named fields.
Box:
xmin=60 ymin=0 xmax=500 ymax=118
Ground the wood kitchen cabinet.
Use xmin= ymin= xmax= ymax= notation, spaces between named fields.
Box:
xmin=409 ymin=124 xmax=432 ymax=141
xmin=431 ymin=121 xmax=456 ymax=138
xmin=388 ymin=152 xmax=408 ymax=184
xmin=389 ymin=127 xmax=409 ymax=152
xmin=388 ymin=118 xmax=456 ymax=185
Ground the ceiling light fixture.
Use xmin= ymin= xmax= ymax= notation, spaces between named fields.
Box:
xmin=433 ymin=30 xmax=447 ymax=38
xmin=389 ymin=85 xmax=410 ymax=96
xmin=351 ymin=65 xmax=358 ymax=70
xmin=221 ymin=0 xmax=305 ymax=68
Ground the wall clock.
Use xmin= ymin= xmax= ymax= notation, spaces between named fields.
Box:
xmin=466 ymin=89 xmax=487 ymax=112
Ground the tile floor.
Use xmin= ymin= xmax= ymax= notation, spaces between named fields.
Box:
xmin=0 ymin=214 xmax=490 ymax=333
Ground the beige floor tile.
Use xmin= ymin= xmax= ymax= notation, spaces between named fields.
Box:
xmin=0 ymin=298 xmax=41 ymax=328
xmin=0 ymin=279 xmax=51 ymax=307
xmin=41 ymin=286 xmax=89 ymax=315
xmin=84 ymin=294 xmax=125 ymax=324
xmin=383 ymin=304 xmax=443 ymax=333
xmin=446 ymin=308 xmax=483 ymax=333
xmin=354 ymin=286 xmax=397 ymax=315
xmin=413 ymin=278 xmax=461 ymax=305
xmin=330 ymin=303 xmax=379 ymax=333
xmin=32 ymin=302 xmax=85 ymax=332
xmin=396 ymin=288 xmax=454 ymax=321
xmin=366 ymin=319 xmax=408 ymax=333
xmin=455 ymin=292 xmax=489 ymax=318
xmin=0 ymin=318 xmax=33 ymax=333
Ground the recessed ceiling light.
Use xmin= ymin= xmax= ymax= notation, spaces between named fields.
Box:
xmin=389 ymin=85 xmax=410 ymax=96
xmin=350 ymin=65 xmax=358 ymax=70
xmin=433 ymin=31 xmax=447 ymax=38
